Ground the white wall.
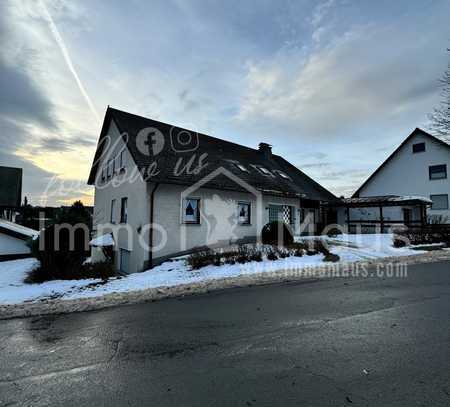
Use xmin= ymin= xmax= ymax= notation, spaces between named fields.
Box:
xmin=358 ymin=132 xmax=450 ymax=223
xmin=91 ymin=120 xmax=150 ymax=273
xmin=91 ymin=120 xmax=318 ymax=272
xmin=152 ymin=184 xmax=301 ymax=261
xmin=0 ymin=234 xmax=30 ymax=255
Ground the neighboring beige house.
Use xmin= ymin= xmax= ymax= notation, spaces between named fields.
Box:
xmin=87 ymin=107 xmax=338 ymax=274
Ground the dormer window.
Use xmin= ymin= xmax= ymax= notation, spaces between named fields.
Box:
xmin=412 ymin=142 xmax=425 ymax=153
xmin=257 ymin=166 xmax=272 ymax=176
xmin=276 ymin=171 xmax=291 ymax=180
xmin=235 ymin=163 xmax=249 ymax=172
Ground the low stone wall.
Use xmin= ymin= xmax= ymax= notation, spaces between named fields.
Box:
xmin=1 ymin=250 xmax=449 ymax=320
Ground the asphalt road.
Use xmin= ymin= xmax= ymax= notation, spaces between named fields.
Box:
xmin=1 ymin=261 xmax=449 ymax=407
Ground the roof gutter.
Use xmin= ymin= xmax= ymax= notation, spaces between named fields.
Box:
xmin=148 ymin=182 xmax=159 ymax=269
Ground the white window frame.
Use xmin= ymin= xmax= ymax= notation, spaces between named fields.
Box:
xmin=182 ymin=197 xmax=201 ymax=224
xmin=237 ymin=201 xmax=251 ymax=225
xmin=429 ymin=164 xmax=447 ymax=180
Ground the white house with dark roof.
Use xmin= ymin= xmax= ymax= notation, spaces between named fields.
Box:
xmin=351 ymin=128 xmax=450 ymax=225
xmin=87 ymin=107 xmax=338 ymax=273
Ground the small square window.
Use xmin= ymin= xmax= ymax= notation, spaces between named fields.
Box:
xmin=429 ymin=164 xmax=447 ymax=180
xmin=412 ymin=142 xmax=425 ymax=153
xmin=237 ymin=202 xmax=251 ymax=225
xmin=183 ymin=198 xmax=200 ymax=224
xmin=430 ymin=194 xmax=448 ymax=210
xmin=101 ymin=167 xmax=106 ymax=180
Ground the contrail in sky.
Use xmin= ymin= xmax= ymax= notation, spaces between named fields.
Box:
xmin=39 ymin=0 xmax=101 ymax=123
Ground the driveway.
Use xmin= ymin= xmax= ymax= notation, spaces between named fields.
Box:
xmin=1 ymin=261 xmax=449 ymax=406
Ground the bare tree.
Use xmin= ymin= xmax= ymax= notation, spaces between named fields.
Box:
xmin=428 ymin=49 xmax=450 ymax=141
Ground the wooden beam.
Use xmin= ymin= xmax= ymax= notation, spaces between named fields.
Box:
xmin=379 ymin=206 xmax=384 ymax=233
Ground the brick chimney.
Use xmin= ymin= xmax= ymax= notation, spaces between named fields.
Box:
xmin=258 ymin=142 xmax=272 ymax=159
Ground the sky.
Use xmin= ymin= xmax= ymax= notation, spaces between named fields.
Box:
xmin=1 ymin=0 xmax=449 ymax=206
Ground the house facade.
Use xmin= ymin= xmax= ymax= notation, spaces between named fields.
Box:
xmin=88 ymin=107 xmax=338 ymax=273
xmin=353 ymin=128 xmax=450 ymax=224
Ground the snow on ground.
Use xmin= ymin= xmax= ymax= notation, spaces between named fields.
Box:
xmin=325 ymin=233 xmax=424 ymax=260
xmin=0 ymin=233 xmax=426 ymax=305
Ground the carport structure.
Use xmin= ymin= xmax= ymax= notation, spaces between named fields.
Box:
xmin=325 ymin=195 xmax=432 ymax=233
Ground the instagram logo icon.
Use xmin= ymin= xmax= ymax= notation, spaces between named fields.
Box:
xmin=170 ymin=126 xmax=199 ymax=153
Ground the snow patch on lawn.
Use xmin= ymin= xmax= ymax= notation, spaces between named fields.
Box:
xmin=0 ymin=233 xmax=426 ymax=305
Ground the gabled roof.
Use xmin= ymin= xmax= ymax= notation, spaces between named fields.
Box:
xmin=0 ymin=166 xmax=22 ymax=208
xmin=88 ymin=107 xmax=337 ymax=202
xmin=353 ymin=128 xmax=450 ymax=198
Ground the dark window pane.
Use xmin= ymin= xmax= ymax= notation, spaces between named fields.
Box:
xmin=412 ymin=142 xmax=425 ymax=153
xmin=429 ymin=164 xmax=447 ymax=180
xmin=430 ymin=194 xmax=448 ymax=210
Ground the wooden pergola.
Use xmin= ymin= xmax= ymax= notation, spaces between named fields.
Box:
xmin=324 ymin=195 xmax=432 ymax=233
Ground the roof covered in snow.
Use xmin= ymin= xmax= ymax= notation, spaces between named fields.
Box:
xmin=89 ymin=233 xmax=114 ymax=247
xmin=327 ymin=195 xmax=432 ymax=207
xmin=0 ymin=219 xmax=39 ymax=240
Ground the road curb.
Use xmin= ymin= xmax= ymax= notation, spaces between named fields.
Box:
xmin=1 ymin=251 xmax=449 ymax=320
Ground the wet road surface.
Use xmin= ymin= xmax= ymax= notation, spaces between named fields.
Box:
xmin=1 ymin=261 xmax=449 ymax=406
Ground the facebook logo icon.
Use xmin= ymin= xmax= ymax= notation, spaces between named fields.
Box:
xmin=136 ymin=127 xmax=165 ymax=156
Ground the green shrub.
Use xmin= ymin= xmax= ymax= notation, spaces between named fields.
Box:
xmin=261 ymin=221 xmax=294 ymax=245
xmin=267 ymin=250 xmax=278 ymax=261
xmin=393 ymin=226 xmax=450 ymax=247
xmin=25 ymin=261 xmax=115 ymax=284
xmin=187 ymin=250 xmax=216 ymax=270
xmin=323 ymin=253 xmax=340 ymax=263
xmin=26 ymin=201 xmax=94 ymax=283
xmin=249 ymin=251 xmax=263 ymax=262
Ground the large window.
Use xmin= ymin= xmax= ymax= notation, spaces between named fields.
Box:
xmin=120 ymin=197 xmax=128 ymax=223
xmin=238 ymin=202 xmax=251 ymax=225
xmin=412 ymin=142 xmax=425 ymax=153
xmin=183 ymin=198 xmax=200 ymax=224
xmin=430 ymin=194 xmax=449 ymax=210
xmin=110 ymin=199 xmax=116 ymax=223
xmin=429 ymin=164 xmax=447 ymax=180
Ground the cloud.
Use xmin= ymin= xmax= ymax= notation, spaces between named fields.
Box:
xmin=236 ymin=16 xmax=447 ymax=139
xmin=36 ymin=135 xmax=95 ymax=152
xmin=0 ymin=58 xmax=55 ymax=129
